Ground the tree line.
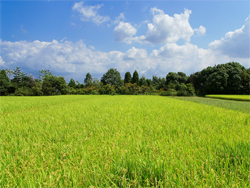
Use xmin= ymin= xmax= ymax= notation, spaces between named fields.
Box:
xmin=0 ymin=62 xmax=249 ymax=96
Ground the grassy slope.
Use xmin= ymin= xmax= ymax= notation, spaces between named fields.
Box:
xmin=1 ymin=95 xmax=249 ymax=187
xmin=205 ymin=95 xmax=250 ymax=101
xmin=172 ymin=96 xmax=250 ymax=114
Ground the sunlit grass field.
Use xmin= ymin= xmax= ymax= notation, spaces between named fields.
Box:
xmin=173 ymin=96 xmax=250 ymax=114
xmin=205 ymin=94 xmax=250 ymax=101
xmin=1 ymin=95 xmax=249 ymax=187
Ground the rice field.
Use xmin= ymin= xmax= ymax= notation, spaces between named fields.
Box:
xmin=173 ymin=96 xmax=250 ymax=114
xmin=205 ymin=94 xmax=250 ymax=101
xmin=0 ymin=95 xmax=250 ymax=187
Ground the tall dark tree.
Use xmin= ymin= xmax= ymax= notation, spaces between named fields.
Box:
xmin=152 ymin=76 xmax=166 ymax=90
xmin=224 ymin=62 xmax=246 ymax=94
xmin=146 ymin=79 xmax=152 ymax=87
xmin=240 ymin=69 xmax=250 ymax=94
xmin=101 ymin=68 xmax=122 ymax=86
xmin=40 ymin=70 xmax=67 ymax=95
xmin=0 ymin=69 xmax=10 ymax=95
xmin=12 ymin=67 xmax=26 ymax=87
xmin=84 ymin=73 xmax=93 ymax=86
xmin=139 ymin=76 xmax=147 ymax=86
xmin=124 ymin=72 xmax=132 ymax=84
xmin=206 ymin=68 xmax=229 ymax=94
xmin=166 ymin=72 xmax=187 ymax=90
xmin=68 ymin=78 xmax=76 ymax=88
xmin=131 ymin=70 xmax=139 ymax=85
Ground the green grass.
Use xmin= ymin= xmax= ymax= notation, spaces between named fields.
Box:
xmin=173 ymin=96 xmax=250 ymax=114
xmin=205 ymin=94 xmax=250 ymax=101
xmin=1 ymin=95 xmax=250 ymax=187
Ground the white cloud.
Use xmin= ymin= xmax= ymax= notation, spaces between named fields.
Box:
xmin=113 ymin=13 xmax=125 ymax=24
xmin=0 ymin=56 xmax=5 ymax=66
xmin=209 ymin=16 xmax=250 ymax=58
xmin=114 ymin=22 xmax=137 ymax=43
xmin=60 ymin=37 xmax=67 ymax=43
xmin=89 ymin=45 xmax=95 ymax=50
xmin=139 ymin=8 xmax=194 ymax=43
xmin=132 ymin=8 xmax=206 ymax=44
xmin=194 ymin=25 xmax=206 ymax=36
xmin=124 ymin=47 xmax=147 ymax=60
xmin=72 ymin=1 xmax=110 ymax=25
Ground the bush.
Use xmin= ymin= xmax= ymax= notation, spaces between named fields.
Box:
xmin=160 ymin=89 xmax=177 ymax=96
xmin=14 ymin=87 xmax=33 ymax=96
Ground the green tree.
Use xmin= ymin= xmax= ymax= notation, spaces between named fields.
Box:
xmin=124 ymin=72 xmax=132 ymax=84
xmin=92 ymin=78 xmax=101 ymax=90
xmin=68 ymin=78 xmax=76 ymax=88
xmin=240 ymin=70 xmax=250 ymax=94
xmin=152 ymin=76 xmax=166 ymax=90
xmin=186 ymin=83 xmax=195 ymax=96
xmin=40 ymin=70 xmax=67 ymax=95
xmin=206 ymin=68 xmax=229 ymax=94
xmin=131 ymin=70 xmax=139 ymax=85
xmin=12 ymin=67 xmax=26 ymax=86
xmin=146 ymin=79 xmax=152 ymax=87
xmin=31 ymin=79 xmax=43 ymax=96
xmin=84 ymin=73 xmax=93 ymax=86
xmin=0 ymin=69 xmax=10 ymax=95
xmin=224 ymin=62 xmax=246 ymax=94
xmin=101 ymin=68 xmax=122 ymax=86
xmin=139 ymin=75 xmax=147 ymax=86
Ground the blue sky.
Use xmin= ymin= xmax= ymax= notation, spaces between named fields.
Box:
xmin=1 ymin=0 xmax=249 ymax=82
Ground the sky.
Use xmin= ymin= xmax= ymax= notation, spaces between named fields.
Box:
xmin=1 ymin=0 xmax=250 ymax=82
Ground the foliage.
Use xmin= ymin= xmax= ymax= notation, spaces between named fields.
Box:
xmin=240 ymin=70 xmax=250 ymax=94
xmin=101 ymin=68 xmax=123 ymax=86
xmin=131 ymin=70 xmax=139 ymax=85
xmin=99 ymin=84 xmax=116 ymax=95
xmin=1 ymin=62 xmax=249 ymax=96
xmin=166 ymin=72 xmax=188 ymax=90
xmin=124 ymin=72 xmax=132 ymax=84
xmin=189 ymin=62 xmax=248 ymax=96
xmin=0 ymin=69 xmax=10 ymax=95
xmin=68 ymin=78 xmax=76 ymax=88
xmin=84 ymin=72 xmax=93 ymax=86
xmin=41 ymin=71 xmax=67 ymax=95
xmin=152 ymin=76 xmax=166 ymax=90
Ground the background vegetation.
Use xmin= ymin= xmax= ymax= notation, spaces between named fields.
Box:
xmin=0 ymin=62 xmax=249 ymax=96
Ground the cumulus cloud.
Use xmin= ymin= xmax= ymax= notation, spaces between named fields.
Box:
xmin=123 ymin=47 xmax=147 ymax=60
xmin=72 ymin=1 xmax=110 ymax=25
xmin=194 ymin=25 xmax=206 ymax=36
xmin=114 ymin=22 xmax=137 ymax=43
xmin=133 ymin=8 xmax=205 ymax=44
xmin=209 ymin=16 xmax=250 ymax=58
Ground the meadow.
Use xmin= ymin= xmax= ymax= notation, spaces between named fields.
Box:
xmin=205 ymin=94 xmax=250 ymax=101
xmin=0 ymin=95 xmax=249 ymax=187
xmin=173 ymin=96 xmax=250 ymax=114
